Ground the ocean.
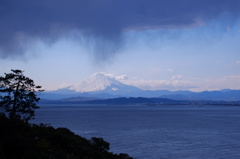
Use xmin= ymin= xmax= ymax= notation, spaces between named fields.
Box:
xmin=32 ymin=105 xmax=240 ymax=159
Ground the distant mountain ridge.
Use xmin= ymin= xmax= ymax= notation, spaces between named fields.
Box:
xmin=42 ymin=72 xmax=240 ymax=101
xmin=39 ymin=96 xmax=240 ymax=106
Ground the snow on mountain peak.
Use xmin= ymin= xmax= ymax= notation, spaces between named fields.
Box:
xmin=69 ymin=72 xmax=126 ymax=92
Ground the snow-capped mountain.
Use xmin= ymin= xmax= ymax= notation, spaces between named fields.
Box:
xmin=43 ymin=72 xmax=141 ymax=99
xmin=43 ymin=72 xmax=240 ymax=101
xmin=69 ymin=72 xmax=123 ymax=92
xmin=69 ymin=72 xmax=140 ymax=94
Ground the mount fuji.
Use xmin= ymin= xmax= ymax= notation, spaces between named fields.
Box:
xmin=43 ymin=72 xmax=142 ymax=99
xmin=68 ymin=72 xmax=141 ymax=94
xmin=42 ymin=72 xmax=240 ymax=101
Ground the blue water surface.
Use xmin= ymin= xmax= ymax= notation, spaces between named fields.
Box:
xmin=32 ymin=105 xmax=240 ymax=159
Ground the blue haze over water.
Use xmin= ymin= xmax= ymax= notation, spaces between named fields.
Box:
xmin=32 ymin=105 xmax=240 ymax=159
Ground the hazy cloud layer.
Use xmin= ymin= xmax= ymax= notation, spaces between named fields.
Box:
xmin=1 ymin=0 xmax=240 ymax=59
xmin=119 ymin=75 xmax=240 ymax=92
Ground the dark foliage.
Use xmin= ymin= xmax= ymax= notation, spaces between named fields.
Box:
xmin=0 ymin=115 xmax=133 ymax=159
xmin=0 ymin=69 xmax=44 ymax=122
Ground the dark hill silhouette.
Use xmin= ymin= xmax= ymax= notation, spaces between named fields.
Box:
xmin=0 ymin=115 xmax=133 ymax=159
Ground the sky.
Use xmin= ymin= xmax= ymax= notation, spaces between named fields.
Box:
xmin=1 ymin=0 xmax=240 ymax=92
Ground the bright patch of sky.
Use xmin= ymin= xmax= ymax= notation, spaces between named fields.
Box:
xmin=1 ymin=1 xmax=240 ymax=91
xmin=104 ymin=16 xmax=240 ymax=91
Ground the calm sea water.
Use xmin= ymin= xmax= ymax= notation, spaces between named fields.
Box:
xmin=32 ymin=105 xmax=240 ymax=159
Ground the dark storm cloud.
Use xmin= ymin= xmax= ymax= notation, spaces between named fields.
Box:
xmin=0 ymin=0 xmax=240 ymax=59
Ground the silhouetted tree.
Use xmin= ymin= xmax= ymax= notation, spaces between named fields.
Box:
xmin=0 ymin=69 xmax=43 ymax=122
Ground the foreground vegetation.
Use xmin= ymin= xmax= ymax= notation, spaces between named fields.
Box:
xmin=0 ymin=70 xmax=133 ymax=159
xmin=0 ymin=115 xmax=133 ymax=159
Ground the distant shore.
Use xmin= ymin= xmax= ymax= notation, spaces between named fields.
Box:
xmin=39 ymin=97 xmax=240 ymax=107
